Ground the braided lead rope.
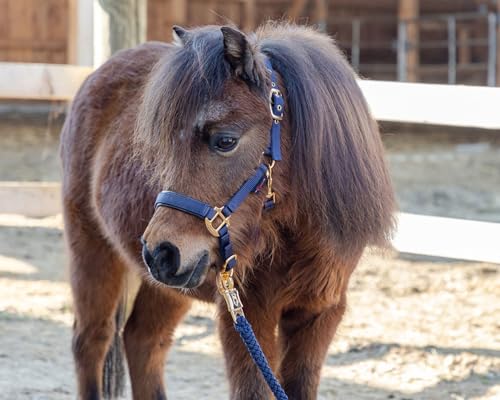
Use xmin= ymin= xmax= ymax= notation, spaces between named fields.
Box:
xmin=234 ymin=315 xmax=289 ymax=400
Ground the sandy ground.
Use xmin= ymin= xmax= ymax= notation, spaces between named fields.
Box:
xmin=0 ymin=113 xmax=499 ymax=399
xmin=0 ymin=214 xmax=498 ymax=399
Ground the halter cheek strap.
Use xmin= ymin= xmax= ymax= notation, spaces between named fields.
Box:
xmin=152 ymin=57 xmax=289 ymax=400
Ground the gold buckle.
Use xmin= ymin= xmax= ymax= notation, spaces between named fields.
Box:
xmin=269 ymin=87 xmax=283 ymax=121
xmin=217 ymin=270 xmax=245 ymax=322
xmin=204 ymin=206 xmax=230 ymax=237
xmin=266 ymin=160 xmax=276 ymax=203
xmin=222 ymin=254 xmax=238 ymax=272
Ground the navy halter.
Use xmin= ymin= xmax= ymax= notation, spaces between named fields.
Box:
xmin=153 ymin=57 xmax=288 ymax=400
xmin=154 ymin=58 xmax=284 ymax=275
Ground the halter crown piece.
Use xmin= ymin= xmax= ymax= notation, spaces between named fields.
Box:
xmin=154 ymin=58 xmax=288 ymax=399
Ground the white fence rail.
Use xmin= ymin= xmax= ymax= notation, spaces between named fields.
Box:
xmin=394 ymin=213 xmax=500 ymax=264
xmin=1 ymin=62 xmax=500 ymax=130
xmin=359 ymin=80 xmax=500 ymax=129
xmin=0 ymin=63 xmax=92 ymax=101
xmin=0 ymin=183 xmax=61 ymax=217
xmin=0 ymin=63 xmax=498 ymax=263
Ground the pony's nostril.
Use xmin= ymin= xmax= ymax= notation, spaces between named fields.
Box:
xmin=152 ymin=241 xmax=181 ymax=275
xmin=143 ymin=243 xmax=209 ymax=288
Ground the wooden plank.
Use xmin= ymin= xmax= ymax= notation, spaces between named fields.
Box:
xmin=0 ymin=39 xmax=66 ymax=51
xmin=289 ymin=0 xmax=307 ymax=20
xmin=67 ymin=0 xmax=77 ymax=64
xmin=8 ymin=0 xmax=32 ymax=41
xmin=188 ymin=1 xmax=205 ymax=26
xmin=394 ymin=213 xmax=500 ymax=264
xmin=225 ymin=1 xmax=240 ymax=25
xmin=204 ymin=0 xmax=218 ymax=25
xmin=359 ymin=79 xmax=500 ymax=129
xmin=7 ymin=0 xmax=31 ymax=62
xmin=0 ymin=182 xmax=61 ymax=218
xmin=2 ymin=0 xmax=69 ymax=64
xmin=32 ymin=0 xmax=49 ymax=44
xmin=48 ymin=0 xmax=68 ymax=42
xmin=242 ymin=0 xmax=256 ymax=32
xmin=457 ymin=25 xmax=471 ymax=65
xmin=0 ymin=0 xmax=9 ymax=45
xmin=171 ymin=0 xmax=187 ymax=25
xmin=0 ymin=62 xmax=92 ymax=100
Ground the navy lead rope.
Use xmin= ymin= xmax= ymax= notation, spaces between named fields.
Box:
xmin=154 ymin=58 xmax=288 ymax=399
xmin=234 ymin=315 xmax=288 ymax=399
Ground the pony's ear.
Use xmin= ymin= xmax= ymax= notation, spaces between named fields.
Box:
xmin=172 ymin=25 xmax=191 ymax=46
xmin=221 ymin=26 xmax=260 ymax=84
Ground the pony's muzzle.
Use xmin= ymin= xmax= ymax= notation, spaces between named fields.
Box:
xmin=141 ymin=238 xmax=209 ymax=288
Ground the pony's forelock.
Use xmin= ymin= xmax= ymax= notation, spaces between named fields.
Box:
xmin=134 ymin=27 xmax=231 ymax=179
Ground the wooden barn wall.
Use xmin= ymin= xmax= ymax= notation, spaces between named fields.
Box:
xmin=0 ymin=0 xmax=490 ymax=72
xmin=147 ymin=0 xmax=290 ymax=42
xmin=0 ymin=0 xmax=69 ymax=63
xmin=146 ymin=0 xmax=481 ymax=42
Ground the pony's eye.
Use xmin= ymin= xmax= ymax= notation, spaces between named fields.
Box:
xmin=210 ymin=133 xmax=239 ymax=153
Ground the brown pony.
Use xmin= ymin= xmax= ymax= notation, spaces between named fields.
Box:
xmin=60 ymin=23 xmax=395 ymax=400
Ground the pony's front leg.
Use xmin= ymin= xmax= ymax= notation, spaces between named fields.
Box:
xmin=123 ymin=283 xmax=191 ymax=400
xmin=279 ymin=297 xmax=347 ymax=399
xmin=68 ymin=231 xmax=126 ymax=400
xmin=218 ymin=296 xmax=281 ymax=400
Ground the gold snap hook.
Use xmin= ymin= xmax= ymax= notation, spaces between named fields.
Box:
xmin=217 ymin=269 xmax=245 ymax=322
xmin=266 ymin=161 xmax=277 ymax=203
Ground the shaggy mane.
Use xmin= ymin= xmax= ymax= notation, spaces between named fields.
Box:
xmin=258 ymin=23 xmax=395 ymax=251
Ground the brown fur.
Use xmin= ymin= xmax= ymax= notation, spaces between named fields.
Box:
xmin=61 ymin=23 xmax=395 ymax=400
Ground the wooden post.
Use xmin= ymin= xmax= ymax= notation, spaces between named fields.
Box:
xmin=457 ymin=26 xmax=471 ymax=66
xmin=68 ymin=0 xmax=94 ymax=66
xmin=94 ymin=0 xmax=147 ymax=66
xmin=398 ymin=0 xmax=419 ymax=82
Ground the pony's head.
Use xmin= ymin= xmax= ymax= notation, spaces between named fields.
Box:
xmin=136 ymin=24 xmax=395 ymax=289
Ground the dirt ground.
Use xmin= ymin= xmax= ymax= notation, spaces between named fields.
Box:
xmin=0 ymin=111 xmax=499 ymax=399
